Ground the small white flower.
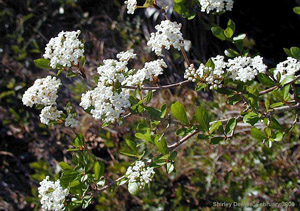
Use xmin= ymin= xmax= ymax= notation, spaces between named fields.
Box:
xmin=38 ymin=176 xmax=68 ymax=211
xmin=199 ymin=0 xmax=234 ymax=14
xmin=227 ymin=55 xmax=266 ymax=82
xmin=273 ymin=57 xmax=300 ymax=82
xmin=125 ymin=0 xmax=137 ymax=14
xmin=22 ymin=76 xmax=61 ymax=107
xmin=65 ymin=113 xmax=79 ymax=128
xmin=185 ymin=55 xmax=227 ymax=87
xmin=124 ymin=59 xmax=167 ymax=86
xmin=147 ymin=20 xmax=184 ymax=56
xmin=97 ymin=59 xmax=128 ymax=86
xmin=117 ymin=49 xmax=137 ymax=62
xmin=43 ymin=30 xmax=84 ymax=69
xmin=183 ymin=40 xmax=192 ymax=52
xmin=80 ymin=83 xmax=131 ymax=123
xmin=125 ymin=161 xmax=155 ymax=187
xmin=40 ymin=106 xmax=63 ymax=125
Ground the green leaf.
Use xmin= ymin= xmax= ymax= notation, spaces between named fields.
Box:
xmin=160 ymin=104 xmax=167 ymax=118
xmin=250 ymin=128 xmax=267 ymax=141
xmin=69 ymin=180 xmax=80 ymax=188
xmin=280 ymin=75 xmax=295 ymax=86
xmin=293 ymin=7 xmax=300 ymax=15
xmin=57 ymin=69 xmax=64 ymax=76
xmin=60 ymin=171 xmax=78 ymax=188
xmin=205 ymin=58 xmax=215 ymax=70
xmin=176 ymin=128 xmax=186 ymax=136
xmin=166 ymin=163 xmax=175 ymax=174
xmin=209 ymin=121 xmax=222 ymax=134
xmin=273 ymin=131 xmax=283 ymax=142
xmin=210 ymin=137 xmax=224 ymax=144
xmin=145 ymin=91 xmax=153 ymax=104
xmin=125 ymin=139 xmax=138 ymax=153
xmin=34 ymin=58 xmax=51 ymax=69
xmin=257 ymin=73 xmax=276 ymax=86
xmin=243 ymin=112 xmax=259 ymax=126
xmin=290 ymin=47 xmax=300 ymax=60
xmin=283 ymin=85 xmax=291 ymax=101
xmin=94 ymin=161 xmax=104 ymax=180
xmin=224 ymin=19 xmax=235 ymax=39
xmin=66 ymin=72 xmax=78 ymax=78
xmin=269 ymin=117 xmax=282 ymax=130
xmin=135 ymin=126 xmax=153 ymax=143
xmin=224 ymin=23 xmax=234 ymax=39
xmin=59 ymin=162 xmax=73 ymax=170
xmin=173 ymin=0 xmax=196 ymax=19
xmin=270 ymin=102 xmax=284 ymax=108
xmin=171 ymin=102 xmax=189 ymax=125
xmin=154 ymin=136 xmax=169 ymax=155
xmin=225 ymin=49 xmax=239 ymax=58
xmin=225 ymin=118 xmax=237 ymax=135
xmin=143 ymin=0 xmax=154 ymax=7
xmin=195 ymin=105 xmax=210 ymax=132
xmin=211 ymin=27 xmax=226 ymax=41
xmin=128 ymin=182 xmax=139 ymax=195
xmin=195 ymin=83 xmax=208 ymax=91
xmin=146 ymin=107 xmax=161 ymax=119
xmin=283 ymin=48 xmax=292 ymax=57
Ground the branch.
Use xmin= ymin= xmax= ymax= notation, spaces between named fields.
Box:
xmin=168 ymin=129 xmax=200 ymax=151
xmin=272 ymin=103 xmax=300 ymax=114
xmin=259 ymin=74 xmax=300 ymax=95
xmin=122 ymin=80 xmax=190 ymax=90
xmin=96 ymin=175 xmax=125 ymax=192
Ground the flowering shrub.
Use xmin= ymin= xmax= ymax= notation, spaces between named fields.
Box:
xmin=21 ymin=0 xmax=300 ymax=210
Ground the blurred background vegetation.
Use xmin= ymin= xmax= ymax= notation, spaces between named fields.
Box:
xmin=1 ymin=0 xmax=300 ymax=210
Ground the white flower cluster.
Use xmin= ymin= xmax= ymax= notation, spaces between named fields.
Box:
xmin=22 ymin=76 xmax=63 ymax=125
xmin=116 ymin=49 xmax=137 ymax=62
xmin=124 ymin=59 xmax=167 ymax=86
xmin=147 ymin=20 xmax=184 ymax=56
xmin=227 ymin=56 xmax=267 ymax=82
xmin=185 ymin=55 xmax=267 ymax=87
xmin=65 ymin=113 xmax=79 ymax=128
xmin=40 ymin=106 xmax=63 ymax=125
xmin=81 ymin=49 xmax=168 ymax=123
xmin=22 ymin=76 xmax=61 ymax=107
xmin=80 ymin=50 xmax=133 ymax=123
xmin=80 ymin=83 xmax=131 ymax=123
xmin=125 ymin=0 xmax=137 ymax=14
xmin=44 ymin=30 xmax=84 ymax=69
xmin=199 ymin=0 xmax=234 ymax=14
xmin=22 ymin=76 xmax=79 ymax=126
xmin=126 ymin=161 xmax=155 ymax=188
xmin=184 ymin=55 xmax=226 ymax=88
xmin=273 ymin=57 xmax=300 ymax=82
xmin=38 ymin=176 xmax=68 ymax=211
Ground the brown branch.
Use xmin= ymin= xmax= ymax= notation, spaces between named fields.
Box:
xmin=122 ymin=80 xmax=190 ymax=90
xmin=168 ymin=129 xmax=200 ymax=151
xmin=259 ymin=74 xmax=300 ymax=95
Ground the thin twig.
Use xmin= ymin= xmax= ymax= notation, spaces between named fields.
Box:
xmin=259 ymin=75 xmax=300 ymax=95
xmin=96 ymin=176 xmax=125 ymax=192
xmin=122 ymin=80 xmax=190 ymax=90
xmin=168 ymin=129 xmax=200 ymax=151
